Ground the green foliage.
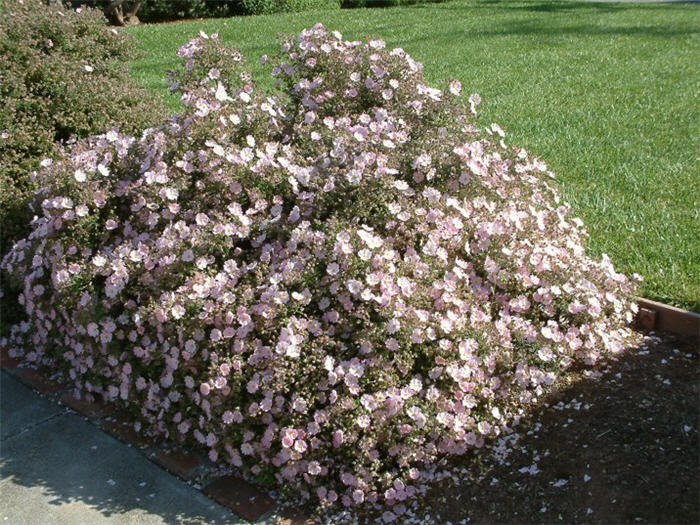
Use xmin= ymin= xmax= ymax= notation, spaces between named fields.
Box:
xmin=342 ymin=0 xmax=444 ymax=8
xmin=0 ymin=0 xmax=165 ymax=256
xmin=240 ymin=0 xmax=340 ymax=15
xmin=73 ymin=0 xmax=340 ymax=22
xmin=137 ymin=0 xmax=239 ymax=22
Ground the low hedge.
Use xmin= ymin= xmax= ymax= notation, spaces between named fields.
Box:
xmin=72 ymin=0 xmax=442 ymax=24
xmin=0 ymin=0 xmax=165 ymax=251
xmin=134 ymin=0 xmax=238 ymax=22
xmin=241 ymin=0 xmax=340 ymax=15
xmin=343 ymin=0 xmax=446 ymax=8
xmin=72 ymin=0 xmax=340 ymax=22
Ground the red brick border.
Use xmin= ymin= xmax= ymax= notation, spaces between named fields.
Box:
xmin=278 ymin=508 xmax=317 ymax=525
xmin=101 ymin=419 xmax=156 ymax=449
xmin=202 ymin=475 xmax=276 ymax=522
xmin=153 ymin=449 xmax=202 ymax=480
xmin=60 ymin=392 xmax=111 ymax=419
xmin=636 ymin=298 xmax=700 ymax=338
xmin=13 ymin=368 xmax=65 ymax=394
xmin=0 ymin=347 xmax=22 ymax=369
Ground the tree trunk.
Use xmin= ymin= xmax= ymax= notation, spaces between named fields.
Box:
xmin=104 ymin=0 xmax=142 ymax=26
xmin=125 ymin=0 xmax=143 ymax=21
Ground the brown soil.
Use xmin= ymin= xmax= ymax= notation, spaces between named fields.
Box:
xmin=422 ymin=332 xmax=699 ymax=524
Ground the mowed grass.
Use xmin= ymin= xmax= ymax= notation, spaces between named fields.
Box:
xmin=126 ymin=0 xmax=700 ymax=311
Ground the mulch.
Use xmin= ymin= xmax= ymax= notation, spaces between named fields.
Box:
xmin=421 ymin=331 xmax=699 ymax=524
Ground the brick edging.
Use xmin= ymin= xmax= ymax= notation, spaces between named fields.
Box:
xmin=635 ymin=298 xmax=700 ymax=338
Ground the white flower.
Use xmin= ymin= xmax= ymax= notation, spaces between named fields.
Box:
xmin=215 ymin=82 xmax=230 ymax=102
xmin=171 ymin=305 xmax=185 ymax=319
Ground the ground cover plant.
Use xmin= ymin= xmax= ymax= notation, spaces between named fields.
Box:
xmin=2 ymin=24 xmax=640 ymax=517
xmin=124 ymin=0 xmax=700 ymax=311
xmin=0 ymin=0 xmax=165 ymax=256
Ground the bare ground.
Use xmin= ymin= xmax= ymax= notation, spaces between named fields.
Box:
xmin=421 ymin=332 xmax=699 ymax=524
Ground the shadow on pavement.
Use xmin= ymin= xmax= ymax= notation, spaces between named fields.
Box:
xmin=0 ymin=373 xmax=238 ymax=525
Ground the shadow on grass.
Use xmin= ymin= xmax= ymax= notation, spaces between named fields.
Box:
xmin=446 ymin=0 xmax=700 ymax=11
xmin=397 ymin=19 xmax=699 ymax=42
xmin=492 ymin=0 xmax=700 ymax=13
xmin=394 ymin=0 xmax=700 ymax=40
xmin=474 ymin=21 xmax=700 ymax=38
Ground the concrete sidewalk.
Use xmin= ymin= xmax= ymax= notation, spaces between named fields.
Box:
xmin=0 ymin=371 xmax=245 ymax=524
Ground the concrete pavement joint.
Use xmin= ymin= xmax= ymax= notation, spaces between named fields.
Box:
xmin=1 ymin=410 xmax=67 ymax=442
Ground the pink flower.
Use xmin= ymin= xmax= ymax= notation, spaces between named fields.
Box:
xmin=307 ymin=461 xmax=322 ymax=475
xmin=171 ymin=305 xmax=185 ymax=319
xmin=215 ymin=82 xmax=229 ymax=102
xmin=477 ymin=421 xmax=491 ymax=435
xmin=352 ymin=489 xmax=365 ymax=504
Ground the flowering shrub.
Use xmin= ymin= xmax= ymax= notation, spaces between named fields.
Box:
xmin=0 ymin=0 xmax=165 ymax=255
xmin=1 ymin=25 xmax=639 ymax=516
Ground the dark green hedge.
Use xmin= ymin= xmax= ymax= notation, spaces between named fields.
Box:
xmin=343 ymin=0 xmax=445 ymax=8
xmin=71 ymin=0 xmax=339 ymax=21
xmin=138 ymin=0 xmax=237 ymax=21
xmin=71 ymin=0 xmax=442 ymax=23
xmin=240 ymin=0 xmax=340 ymax=15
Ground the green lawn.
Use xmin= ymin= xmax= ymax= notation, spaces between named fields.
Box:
xmin=126 ymin=0 xmax=700 ymax=311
